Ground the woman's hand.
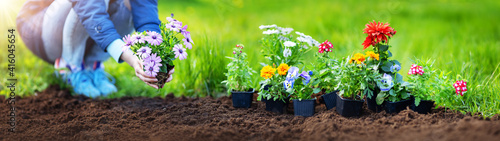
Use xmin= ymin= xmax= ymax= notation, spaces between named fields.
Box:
xmin=121 ymin=50 xmax=159 ymax=89
xmin=162 ymin=67 xmax=175 ymax=88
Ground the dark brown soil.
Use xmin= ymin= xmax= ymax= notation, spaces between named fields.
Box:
xmin=1 ymin=85 xmax=500 ymax=141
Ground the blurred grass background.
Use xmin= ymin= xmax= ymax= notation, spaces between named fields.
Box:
xmin=1 ymin=0 xmax=499 ymax=116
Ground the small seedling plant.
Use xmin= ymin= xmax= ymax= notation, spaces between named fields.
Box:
xmin=283 ymin=66 xmax=321 ymax=101
xmin=313 ymin=40 xmax=340 ymax=93
xmin=406 ymin=58 xmax=437 ymax=106
xmin=258 ymin=25 xmax=320 ymax=101
xmin=335 ymin=53 xmax=382 ymax=100
xmin=222 ymin=44 xmax=256 ymax=94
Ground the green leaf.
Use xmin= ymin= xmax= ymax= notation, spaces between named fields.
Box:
xmin=381 ymin=61 xmax=393 ymax=72
xmin=388 ymin=50 xmax=393 ymax=57
xmin=414 ymin=97 xmax=421 ymax=106
xmin=365 ymin=88 xmax=374 ymax=99
xmin=379 ymin=45 xmax=389 ymax=52
xmin=376 ymin=92 xmax=386 ymax=105
xmin=313 ymin=88 xmax=321 ymax=94
xmin=389 ymin=89 xmax=396 ymax=96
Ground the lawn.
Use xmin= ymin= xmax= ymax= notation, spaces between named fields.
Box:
xmin=1 ymin=0 xmax=499 ymax=116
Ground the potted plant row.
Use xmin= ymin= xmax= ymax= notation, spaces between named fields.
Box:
xmin=222 ymin=44 xmax=257 ymax=108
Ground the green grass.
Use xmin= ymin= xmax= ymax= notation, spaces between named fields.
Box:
xmin=1 ymin=0 xmax=500 ymax=116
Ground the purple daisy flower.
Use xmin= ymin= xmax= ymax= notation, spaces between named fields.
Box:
xmin=132 ymin=33 xmax=145 ymax=44
xmin=180 ymin=25 xmax=189 ymax=36
xmin=146 ymin=31 xmax=163 ymax=46
xmin=166 ymin=21 xmax=183 ymax=32
xmin=122 ymin=34 xmax=134 ymax=47
xmin=182 ymin=34 xmax=194 ymax=49
xmin=137 ymin=47 xmax=152 ymax=59
xmin=143 ymin=53 xmax=162 ymax=67
xmin=144 ymin=63 xmax=160 ymax=77
xmin=173 ymin=44 xmax=188 ymax=60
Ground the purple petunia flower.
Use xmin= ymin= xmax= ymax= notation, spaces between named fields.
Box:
xmin=145 ymin=31 xmax=163 ymax=46
xmin=132 ymin=33 xmax=145 ymax=44
xmin=137 ymin=47 xmax=152 ymax=59
xmin=299 ymin=71 xmax=311 ymax=85
xmin=182 ymin=34 xmax=194 ymax=49
xmin=173 ymin=44 xmax=188 ymax=60
xmin=144 ymin=63 xmax=160 ymax=77
xmin=378 ymin=73 xmax=394 ymax=92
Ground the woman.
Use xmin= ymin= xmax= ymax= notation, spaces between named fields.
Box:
xmin=16 ymin=0 xmax=173 ymax=97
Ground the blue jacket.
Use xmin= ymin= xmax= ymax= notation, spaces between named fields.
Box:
xmin=71 ymin=0 xmax=161 ymax=55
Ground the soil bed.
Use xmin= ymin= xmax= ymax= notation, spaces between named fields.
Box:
xmin=1 ymin=85 xmax=500 ymax=141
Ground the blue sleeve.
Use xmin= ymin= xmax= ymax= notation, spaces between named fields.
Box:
xmin=130 ymin=0 xmax=161 ymax=33
xmin=70 ymin=0 xmax=121 ymax=51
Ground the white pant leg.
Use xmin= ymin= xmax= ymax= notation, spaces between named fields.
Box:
xmin=41 ymin=0 xmax=72 ymax=63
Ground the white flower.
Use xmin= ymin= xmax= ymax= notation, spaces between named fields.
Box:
xmin=283 ymin=48 xmax=292 ymax=58
xmin=283 ymin=41 xmax=296 ymax=47
xmin=263 ymin=29 xmax=279 ymax=35
xmin=259 ymin=24 xmax=277 ymax=30
xmin=166 ymin=17 xmax=176 ymax=22
xmin=295 ymin=31 xmax=306 ymax=37
xmin=297 ymin=36 xmax=312 ymax=45
xmin=166 ymin=21 xmax=182 ymax=32
xmin=280 ymin=28 xmax=294 ymax=35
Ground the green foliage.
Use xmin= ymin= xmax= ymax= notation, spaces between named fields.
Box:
xmin=221 ymin=44 xmax=256 ymax=95
xmin=313 ymin=52 xmax=341 ymax=93
xmin=407 ymin=58 xmax=437 ymax=106
xmin=336 ymin=56 xmax=382 ymax=100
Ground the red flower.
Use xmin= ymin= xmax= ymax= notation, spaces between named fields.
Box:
xmin=453 ymin=80 xmax=467 ymax=96
xmin=318 ymin=40 xmax=334 ymax=53
xmin=408 ymin=64 xmax=424 ymax=75
xmin=362 ymin=21 xmax=396 ymax=50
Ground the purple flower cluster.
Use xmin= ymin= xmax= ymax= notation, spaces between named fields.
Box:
xmin=165 ymin=14 xmax=194 ymax=59
xmin=143 ymin=53 xmax=163 ymax=77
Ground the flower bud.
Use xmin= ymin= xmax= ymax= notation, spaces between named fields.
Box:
xmin=233 ymin=51 xmax=236 ymax=54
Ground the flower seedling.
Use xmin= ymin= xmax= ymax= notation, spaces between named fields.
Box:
xmin=406 ymin=58 xmax=437 ymax=106
xmin=222 ymin=44 xmax=256 ymax=94
xmin=335 ymin=53 xmax=382 ymax=100
xmin=258 ymin=24 xmax=320 ymax=102
xmin=123 ymin=14 xmax=193 ymax=88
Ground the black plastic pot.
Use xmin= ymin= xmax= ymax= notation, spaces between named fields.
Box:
xmin=411 ymin=100 xmax=435 ymax=114
xmin=231 ymin=89 xmax=254 ymax=108
xmin=384 ymin=97 xmax=413 ymax=114
xmin=366 ymin=88 xmax=383 ymax=112
xmin=336 ymin=94 xmax=365 ymax=117
xmin=263 ymin=97 xmax=289 ymax=114
xmin=321 ymin=91 xmax=338 ymax=110
xmin=293 ymin=99 xmax=315 ymax=117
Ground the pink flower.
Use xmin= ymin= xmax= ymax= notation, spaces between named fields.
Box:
xmin=408 ymin=64 xmax=424 ymax=75
xmin=453 ymin=80 xmax=467 ymax=96
xmin=146 ymin=31 xmax=163 ymax=46
xmin=173 ymin=44 xmax=187 ymax=60
xmin=318 ymin=40 xmax=334 ymax=53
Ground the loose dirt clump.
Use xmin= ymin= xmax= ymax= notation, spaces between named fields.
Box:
xmin=1 ymin=85 xmax=499 ymax=141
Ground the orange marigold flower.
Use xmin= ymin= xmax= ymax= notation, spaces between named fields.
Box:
xmin=365 ymin=51 xmax=380 ymax=60
xmin=277 ymin=63 xmax=290 ymax=75
xmin=260 ymin=65 xmax=276 ymax=79
xmin=362 ymin=21 xmax=396 ymax=50
xmin=353 ymin=53 xmax=366 ymax=64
